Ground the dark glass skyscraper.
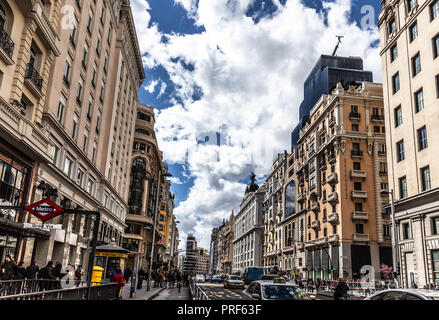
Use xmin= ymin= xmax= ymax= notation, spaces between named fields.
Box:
xmin=291 ymin=55 xmax=373 ymax=149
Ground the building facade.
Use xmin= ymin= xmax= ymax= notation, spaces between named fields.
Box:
xmin=195 ymin=247 xmax=210 ymax=275
xmin=379 ymin=0 xmax=439 ymax=288
xmin=220 ymin=211 xmax=235 ymax=275
xmin=182 ymin=234 xmax=197 ymax=275
xmin=262 ymin=153 xmax=286 ymax=273
xmin=296 ymin=80 xmax=392 ymax=281
xmin=209 ymin=227 xmax=219 ymax=274
xmin=233 ymin=173 xmax=265 ymax=272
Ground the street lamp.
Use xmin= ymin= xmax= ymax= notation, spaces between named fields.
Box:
xmin=146 ymin=170 xmax=172 ymax=291
xmin=380 ymin=189 xmax=400 ymax=288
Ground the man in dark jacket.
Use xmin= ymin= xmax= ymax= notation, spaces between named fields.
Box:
xmin=334 ymin=277 xmax=349 ymax=300
xmin=39 ymin=261 xmax=57 ymax=290
xmin=14 ymin=261 xmax=26 ymax=280
xmin=25 ymin=261 xmax=39 ymax=280
xmin=1 ymin=255 xmax=16 ymax=280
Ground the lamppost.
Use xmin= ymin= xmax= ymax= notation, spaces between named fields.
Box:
xmin=380 ymin=189 xmax=400 ymax=288
xmin=146 ymin=170 xmax=172 ymax=291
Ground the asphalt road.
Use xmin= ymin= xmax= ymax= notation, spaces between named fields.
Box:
xmin=197 ymin=283 xmax=250 ymax=300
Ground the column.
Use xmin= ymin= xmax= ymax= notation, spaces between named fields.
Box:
xmin=412 ymin=216 xmax=427 ymax=287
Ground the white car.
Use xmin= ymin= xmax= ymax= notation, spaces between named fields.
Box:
xmin=195 ymin=274 xmax=205 ymax=283
xmin=243 ymin=280 xmax=314 ymax=300
xmin=364 ymin=289 xmax=439 ymax=300
xmin=224 ymin=275 xmax=245 ymax=289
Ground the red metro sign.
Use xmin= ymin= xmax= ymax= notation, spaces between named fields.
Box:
xmin=25 ymin=199 xmax=64 ymax=222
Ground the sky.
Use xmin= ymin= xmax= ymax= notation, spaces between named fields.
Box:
xmin=131 ymin=0 xmax=382 ymax=251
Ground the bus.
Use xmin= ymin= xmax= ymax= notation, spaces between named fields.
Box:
xmin=239 ymin=267 xmax=264 ymax=285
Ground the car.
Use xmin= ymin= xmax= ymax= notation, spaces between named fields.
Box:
xmin=257 ymin=274 xmax=279 ymax=282
xmin=364 ymin=289 xmax=439 ymax=301
xmin=205 ymin=275 xmax=212 ymax=282
xmin=243 ymin=280 xmax=315 ymax=300
xmin=224 ymin=275 xmax=245 ymax=289
xmin=211 ymin=275 xmax=223 ymax=283
xmin=195 ymin=274 xmax=205 ymax=283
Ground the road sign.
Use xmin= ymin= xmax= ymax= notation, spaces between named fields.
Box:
xmin=23 ymin=223 xmax=62 ymax=230
xmin=25 ymin=198 xmax=64 ymax=222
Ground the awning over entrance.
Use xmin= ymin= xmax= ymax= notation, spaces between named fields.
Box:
xmin=0 ymin=217 xmax=50 ymax=238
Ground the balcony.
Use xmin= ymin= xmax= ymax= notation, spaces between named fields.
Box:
xmin=351 ymin=150 xmax=363 ymax=158
xmin=0 ymin=25 xmax=14 ymax=64
xmin=297 ymin=192 xmax=306 ymax=202
xmin=315 ymin=237 xmax=327 ymax=245
xmin=351 ymin=190 xmax=368 ymax=199
xmin=328 ymin=234 xmax=339 ymax=243
xmin=349 ymin=112 xmax=361 ymax=120
xmin=328 ymin=192 xmax=338 ymax=204
xmin=379 ymin=170 xmax=388 ymax=176
xmin=353 ymin=233 xmax=369 ymax=242
xmin=328 ymin=154 xmax=336 ymax=164
xmin=311 ymin=220 xmax=320 ymax=229
xmin=24 ymin=63 xmax=43 ymax=97
xmin=350 ymin=170 xmax=366 ymax=179
xmin=311 ymin=201 xmax=319 ymax=213
xmin=371 ymin=114 xmax=384 ymax=122
xmin=327 ymin=213 xmax=339 ymax=224
xmin=352 ymin=211 xmax=369 ymax=221
xmin=304 ymin=240 xmax=315 ymax=248
xmin=327 ymin=172 xmax=338 ymax=184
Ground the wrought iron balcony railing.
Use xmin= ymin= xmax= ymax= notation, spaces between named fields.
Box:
xmin=0 ymin=25 xmax=14 ymax=59
xmin=25 ymin=63 xmax=43 ymax=91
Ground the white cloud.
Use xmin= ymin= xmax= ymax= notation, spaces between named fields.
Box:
xmin=145 ymin=80 xmax=159 ymax=93
xmin=157 ymin=81 xmax=167 ymax=98
xmin=131 ymin=0 xmax=381 ymax=250
xmin=169 ymin=176 xmax=184 ymax=184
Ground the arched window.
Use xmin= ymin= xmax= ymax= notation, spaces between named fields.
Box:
xmin=128 ymin=158 xmax=146 ymax=215
xmin=0 ymin=4 xmax=6 ymax=28
xmin=285 ymin=180 xmax=296 ymax=218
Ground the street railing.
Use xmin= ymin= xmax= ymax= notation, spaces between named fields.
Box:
xmin=189 ymin=279 xmax=210 ymax=300
xmin=0 ymin=279 xmax=107 ymax=298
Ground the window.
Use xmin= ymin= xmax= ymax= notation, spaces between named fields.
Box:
xmin=100 ymin=5 xmax=105 ymax=25
xmin=412 ymin=53 xmax=421 ymax=76
xmin=72 ymin=114 xmax=79 ymax=140
xmin=380 ymin=162 xmax=388 ymax=174
xmin=51 ymin=145 xmax=60 ymax=166
xmin=432 ymin=217 xmax=439 ymax=235
xmin=433 ymin=250 xmax=439 ymax=283
xmin=374 ymin=126 xmax=380 ymax=133
xmin=399 ymin=176 xmax=408 ymax=199
xmin=69 ymin=18 xmax=78 ymax=47
xmin=353 ymin=162 xmax=361 ymax=170
xmin=355 ymin=223 xmax=364 ymax=234
xmin=76 ymin=77 xmax=84 ymax=105
xmin=417 ymin=126 xmax=428 ymax=151
xmin=107 ymin=26 xmax=112 ymax=45
xmin=354 ymin=182 xmax=362 ymax=191
xmin=392 ymin=73 xmax=400 ymax=94
xmin=75 ymin=0 xmax=82 ymax=10
xmin=87 ymin=96 xmax=93 ymax=120
xmin=390 ymin=44 xmax=398 ymax=62
xmin=137 ymin=112 xmax=151 ymax=122
xmin=355 ymin=202 xmax=363 ymax=212
xmin=434 ymin=34 xmax=439 ymax=59
xmin=82 ymin=44 xmax=88 ymax=68
xmin=135 ymin=128 xmax=150 ymax=136
xmin=96 ymin=32 xmax=101 ymax=56
xmin=83 ymin=128 xmax=89 ymax=153
xmin=57 ymin=97 xmax=65 ymax=123
xmin=76 ymin=168 xmax=84 ymax=187
xmin=63 ymin=55 xmax=72 ymax=86
xmin=388 ymin=19 xmax=396 ymax=34
xmin=394 ymin=105 xmax=402 ymax=127
xmin=103 ymin=52 xmax=108 ymax=74
xmin=415 ymin=89 xmax=424 ymax=112
xmin=92 ymin=63 xmax=97 ymax=88
xmin=100 ymin=81 xmax=105 ymax=102
xmin=409 ymin=22 xmax=418 ymax=42
xmin=383 ymin=225 xmax=391 ymax=237
xmin=92 ymin=141 xmax=97 ymax=163
xmin=87 ymin=9 xmax=93 ymax=34
xmin=352 ymin=124 xmax=359 ymax=131
xmin=397 ymin=140 xmax=405 ymax=162
xmin=96 ymin=111 xmax=101 ymax=134
xmin=421 ymin=166 xmax=431 ymax=191
xmin=408 ymin=0 xmax=416 ymax=11
xmin=431 ymin=0 xmax=439 ymax=20
xmin=402 ymin=223 xmax=411 ymax=239
xmin=64 ymin=156 xmax=72 ymax=177
xmin=381 ymin=182 xmax=388 ymax=191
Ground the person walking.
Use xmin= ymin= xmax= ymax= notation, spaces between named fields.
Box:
xmin=137 ymin=268 xmax=145 ymax=289
xmin=307 ymin=279 xmax=314 ymax=293
xmin=75 ymin=265 xmax=83 ymax=287
xmin=25 ymin=261 xmax=39 ymax=280
xmin=176 ymin=271 xmax=182 ymax=293
xmin=124 ymin=267 xmax=132 ymax=284
xmin=334 ymin=277 xmax=350 ymax=300
xmin=38 ymin=261 xmax=56 ymax=291
xmin=1 ymin=255 xmax=16 ymax=280
xmin=111 ymin=267 xmax=125 ymax=300
xmin=315 ymin=278 xmax=321 ymax=292
xmin=13 ymin=261 xmax=26 ymax=280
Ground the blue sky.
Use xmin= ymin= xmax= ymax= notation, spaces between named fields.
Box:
xmin=133 ymin=0 xmax=382 ymax=248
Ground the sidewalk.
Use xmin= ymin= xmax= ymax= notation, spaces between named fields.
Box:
xmin=120 ymin=281 xmax=165 ymax=300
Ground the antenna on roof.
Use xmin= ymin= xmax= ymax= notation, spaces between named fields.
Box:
xmin=332 ymin=35 xmax=344 ymax=56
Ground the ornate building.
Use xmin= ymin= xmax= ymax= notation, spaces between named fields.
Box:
xmin=220 ymin=211 xmax=235 ymax=275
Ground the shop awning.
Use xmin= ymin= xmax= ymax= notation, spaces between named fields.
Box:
xmin=0 ymin=217 xmax=50 ymax=238
xmin=95 ymin=243 xmax=130 ymax=253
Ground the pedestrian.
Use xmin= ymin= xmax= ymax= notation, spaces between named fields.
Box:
xmin=307 ymin=279 xmax=314 ymax=293
xmin=316 ymin=278 xmax=321 ymax=292
xmin=1 ymin=255 xmax=16 ymax=280
xmin=124 ymin=267 xmax=132 ymax=283
xmin=13 ymin=261 xmax=26 ymax=280
xmin=75 ymin=265 xmax=83 ymax=287
xmin=38 ymin=261 xmax=56 ymax=291
xmin=333 ymin=277 xmax=349 ymax=300
xmin=176 ymin=271 xmax=182 ymax=293
xmin=25 ymin=261 xmax=39 ymax=280
xmin=111 ymin=267 xmax=125 ymax=300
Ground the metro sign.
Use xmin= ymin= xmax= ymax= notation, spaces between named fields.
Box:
xmin=25 ymin=199 xmax=64 ymax=222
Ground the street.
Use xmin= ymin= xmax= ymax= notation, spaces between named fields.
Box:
xmin=153 ymin=286 xmax=191 ymax=300
xmin=196 ymin=283 xmax=250 ymax=300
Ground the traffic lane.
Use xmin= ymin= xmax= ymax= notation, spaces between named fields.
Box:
xmin=197 ymin=283 xmax=250 ymax=300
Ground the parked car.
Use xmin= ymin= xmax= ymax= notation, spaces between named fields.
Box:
xmin=211 ymin=275 xmax=223 ymax=283
xmin=195 ymin=274 xmax=205 ymax=283
xmin=205 ymin=275 xmax=212 ymax=282
xmin=243 ymin=280 xmax=315 ymax=300
xmin=364 ymin=289 xmax=439 ymax=301
xmin=224 ymin=275 xmax=245 ymax=289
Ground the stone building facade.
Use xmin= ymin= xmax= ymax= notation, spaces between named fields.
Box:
xmin=379 ymin=0 xmax=439 ymax=288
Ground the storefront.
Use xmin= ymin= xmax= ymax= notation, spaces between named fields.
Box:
xmin=94 ymin=244 xmax=130 ymax=281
